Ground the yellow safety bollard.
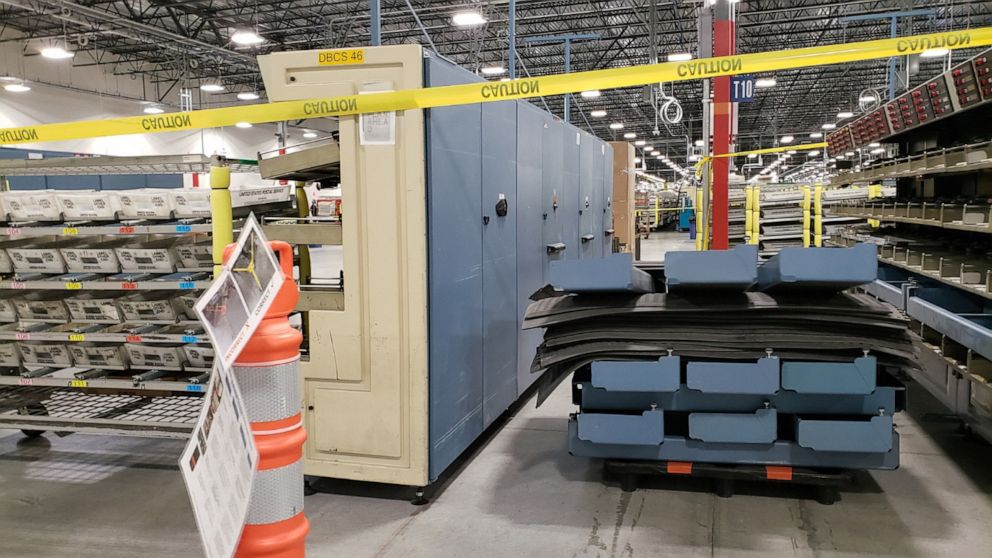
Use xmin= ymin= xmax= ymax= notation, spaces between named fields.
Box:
xmin=210 ymin=165 xmax=233 ymax=277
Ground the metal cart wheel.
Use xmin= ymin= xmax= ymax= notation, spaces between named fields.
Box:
xmin=17 ymin=403 xmax=48 ymax=438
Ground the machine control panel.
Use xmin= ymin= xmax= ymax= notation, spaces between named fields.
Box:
xmin=951 ymin=58 xmax=982 ymax=109
xmin=976 ymin=50 xmax=992 ymax=100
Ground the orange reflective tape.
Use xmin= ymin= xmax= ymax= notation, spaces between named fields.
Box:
xmin=765 ymin=465 xmax=793 ymax=481
xmin=667 ymin=461 xmax=693 ymax=475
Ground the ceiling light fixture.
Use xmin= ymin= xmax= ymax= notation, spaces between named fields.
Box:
xmin=302 ymin=131 xmax=318 ymax=139
xmin=748 ymin=153 xmax=759 ymax=159
xmin=200 ymin=83 xmax=225 ymax=92
xmin=634 ymin=140 xmax=646 ymax=146
xmin=481 ymin=65 xmax=506 ymax=76
xmin=590 ymin=110 xmax=607 ymax=118
xmin=809 ymin=132 xmax=823 ymax=138
xmin=235 ymin=121 xmax=253 ymax=129
xmin=237 ymin=92 xmax=260 ymax=101
xmin=755 ymin=78 xmax=777 ymax=88
xmin=40 ymin=46 xmax=74 ymax=59
xmin=837 ymin=111 xmax=854 ymax=119
xmin=623 ymin=132 xmax=637 ymax=139
xmin=580 ymin=90 xmax=601 ymax=98
xmin=920 ymin=48 xmax=950 ymax=58
xmin=452 ymin=11 xmax=487 ymax=26
xmin=780 ymin=135 xmax=794 ymax=144
xmin=869 ymin=142 xmax=881 ymax=148
xmin=821 ymin=123 xmax=837 ymax=130
xmin=231 ymin=30 xmax=264 ymax=45
xmin=667 ymin=53 xmax=693 ymax=62
xmin=609 ymin=122 xmax=624 ymax=130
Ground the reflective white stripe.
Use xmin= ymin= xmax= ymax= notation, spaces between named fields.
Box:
xmin=246 ymin=460 xmax=304 ymax=525
xmin=236 ymin=355 xmax=301 ymax=367
xmin=233 ymin=360 xmax=301 ymax=423
xmin=253 ymin=420 xmax=304 ymax=436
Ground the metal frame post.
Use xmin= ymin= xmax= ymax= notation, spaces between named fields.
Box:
xmin=209 ymin=162 xmax=233 ymax=277
xmin=370 ymin=0 xmax=381 ymax=46
xmin=840 ymin=9 xmax=935 ymax=100
xmin=508 ymin=0 xmax=516 ymax=79
xmin=524 ymin=33 xmax=598 ymax=124
xmin=710 ymin=0 xmax=736 ymax=250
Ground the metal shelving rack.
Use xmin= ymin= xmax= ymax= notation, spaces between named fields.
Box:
xmin=0 ymin=154 xmax=289 ymax=439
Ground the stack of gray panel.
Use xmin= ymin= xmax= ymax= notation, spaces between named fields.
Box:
xmin=524 ymin=244 xmax=912 ymax=470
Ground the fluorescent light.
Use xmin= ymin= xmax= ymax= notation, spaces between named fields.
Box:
xmin=650 ymin=151 xmax=660 ymax=156
xmin=40 ymin=46 xmax=74 ymax=59
xmin=871 ymin=148 xmax=885 ymax=154
xmin=845 ymin=151 xmax=855 ymax=157
xmin=231 ymin=30 xmax=264 ymax=45
xmin=303 ymin=131 xmax=318 ymax=139
xmin=780 ymin=135 xmax=794 ymax=144
xmin=143 ymin=106 xmax=164 ymax=114
xmin=590 ymin=110 xmax=607 ymax=118
xmin=688 ymin=154 xmax=701 ymax=162
xmin=633 ymin=157 xmax=641 ymax=163
xmin=869 ymin=142 xmax=881 ymax=148
xmin=609 ymin=122 xmax=624 ymax=130
xmin=634 ymin=140 xmax=646 ymax=146
xmin=481 ymin=65 xmax=506 ymax=76
xmin=807 ymin=151 xmax=820 ymax=156
xmin=3 ymin=83 xmax=30 ymax=92
xmin=643 ymin=145 xmax=653 ymax=151
xmin=786 ymin=150 xmax=797 ymax=154
xmin=235 ymin=121 xmax=253 ymax=129
xmin=755 ymin=78 xmax=776 ymax=88
xmin=821 ymin=123 xmax=837 ymax=130
xmin=667 ymin=53 xmax=693 ymax=62
xmin=623 ymin=132 xmax=636 ymax=139
xmin=694 ymin=140 xmax=704 ymax=147
xmin=200 ymin=83 xmax=225 ymax=92
xmin=748 ymin=153 xmax=759 ymax=159
xmin=920 ymin=48 xmax=949 ymax=58
xmin=837 ymin=111 xmax=854 ymax=119
xmin=809 ymin=132 xmax=823 ymax=138
xmin=237 ymin=92 xmax=260 ymax=101
xmin=859 ymin=95 xmax=878 ymax=103
xmin=452 ymin=11 xmax=487 ymax=26
xmin=580 ymin=90 xmax=601 ymax=98
xmin=657 ymin=155 xmax=665 ymax=160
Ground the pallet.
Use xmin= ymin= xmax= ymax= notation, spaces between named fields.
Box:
xmin=605 ymin=459 xmax=856 ymax=505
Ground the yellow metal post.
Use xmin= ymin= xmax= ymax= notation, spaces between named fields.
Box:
xmin=802 ymin=185 xmax=811 ymax=248
xmin=210 ymin=164 xmax=233 ymax=277
xmin=695 ymin=187 xmax=704 ymax=251
xmin=813 ymin=184 xmax=824 ymax=247
xmin=750 ymin=186 xmax=761 ymax=245
xmin=744 ymin=185 xmax=753 ymax=245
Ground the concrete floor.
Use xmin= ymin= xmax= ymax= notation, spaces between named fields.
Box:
xmin=2 ymin=379 xmax=992 ymax=558
xmin=638 ymin=230 xmax=696 ymax=262
xmin=3 ymin=231 xmax=992 ymax=557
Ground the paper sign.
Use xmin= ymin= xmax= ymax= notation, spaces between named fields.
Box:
xmin=359 ymin=89 xmax=396 ymax=145
xmin=194 ymin=214 xmax=284 ymax=370
xmin=179 ymin=363 xmax=258 ymax=558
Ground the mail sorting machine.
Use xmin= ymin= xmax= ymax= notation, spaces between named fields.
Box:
xmin=555 ymin=246 xmax=904 ymax=470
xmin=257 ymin=45 xmax=615 ymax=486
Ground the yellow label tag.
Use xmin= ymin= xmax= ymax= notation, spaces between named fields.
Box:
xmin=317 ymin=48 xmax=365 ymax=66
xmin=65 ymin=282 xmax=83 ymax=290
xmin=62 ymin=227 xmax=78 ymax=235
xmin=68 ymin=333 xmax=85 ymax=342
xmin=70 ymin=379 xmax=88 ymax=388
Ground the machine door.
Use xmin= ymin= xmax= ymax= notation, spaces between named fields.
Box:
xmin=543 ymin=114 xmax=566 ymax=275
xmin=577 ymin=130 xmax=596 ymax=259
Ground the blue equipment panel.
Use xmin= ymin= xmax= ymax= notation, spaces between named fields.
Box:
xmin=590 ymin=356 xmax=680 ymax=392
xmin=561 ymin=127 xmax=580 ymax=261
xmin=757 ymin=243 xmax=878 ymax=291
xmin=686 ymin=357 xmax=779 ymax=395
xmin=568 ymin=419 xmax=899 ymax=469
xmin=577 ymin=382 xmax=904 ymax=415
xmin=549 ymin=252 xmax=654 ymax=293
xmin=781 ymin=357 xmax=876 ymax=395
xmin=602 ymin=143 xmax=614 ymax=256
xmin=577 ymin=410 xmax=664 ymax=445
xmin=425 ymin=57 xmax=485 ymax=480
xmin=665 ymin=244 xmax=759 ymax=290
xmin=796 ymin=415 xmax=894 ymax=453
xmin=542 ymin=113 xmax=566 ymax=272
xmin=481 ymin=100 xmax=519 ymax=424
xmin=907 ymin=286 xmax=992 ymax=362
xmin=688 ymin=408 xmax=777 ymax=444
xmin=515 ymin=103 xmax=547 ymax=396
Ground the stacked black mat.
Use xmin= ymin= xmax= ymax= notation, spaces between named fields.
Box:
xmin=524 ymin=255 xmax=917 ymax=406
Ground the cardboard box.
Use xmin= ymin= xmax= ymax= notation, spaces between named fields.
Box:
xmin=182 ymin=344 xmax=214 ymax=368
xmin=0 ymin=294 xmax=17 ymax=322
xmin=61 ymin=238 xmax=130 ymax=273
xmin=56 ymin=191 xmax=122 ymax=221
xmin=64 ymin=293 xmax=128 ymax=323
xmin=7 ymin=239 xmax=84 ymax=273
xmin=1 ymin=191 xmax=62 ymax=221
xmin=124 ymin=343 xmax=184 ymax=369
xmin=14 ymin=292 xmax=71 ymax=322
xmin=117 ymin=189 xmax=175 ymax=219
xmin=68 ymin=343 xmax=128 ymax=369
xmin=118 ymin=292 xmax=184 ymax=323
xmin=170 ymin=189 xmax=211 ymax=218
xmin=18 ymin=342 xmax=73 ymax=367
xmin=174 ymin=238 xmax=212 ymax=270
xmin=115 ymin=236 xmax=183 ymax=273
xmin=0 ymin=343 xmax=20 ymax=367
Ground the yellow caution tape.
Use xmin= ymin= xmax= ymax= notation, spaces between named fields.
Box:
xmin=1 ymin=28 xmax=990 ymax=145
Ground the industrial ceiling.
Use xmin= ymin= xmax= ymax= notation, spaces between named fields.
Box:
xmin=2 ymin=0 xmax=991 ymax=172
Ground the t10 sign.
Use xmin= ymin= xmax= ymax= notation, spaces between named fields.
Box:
xmin=731 ymin=75 xmax=756 ymax=103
